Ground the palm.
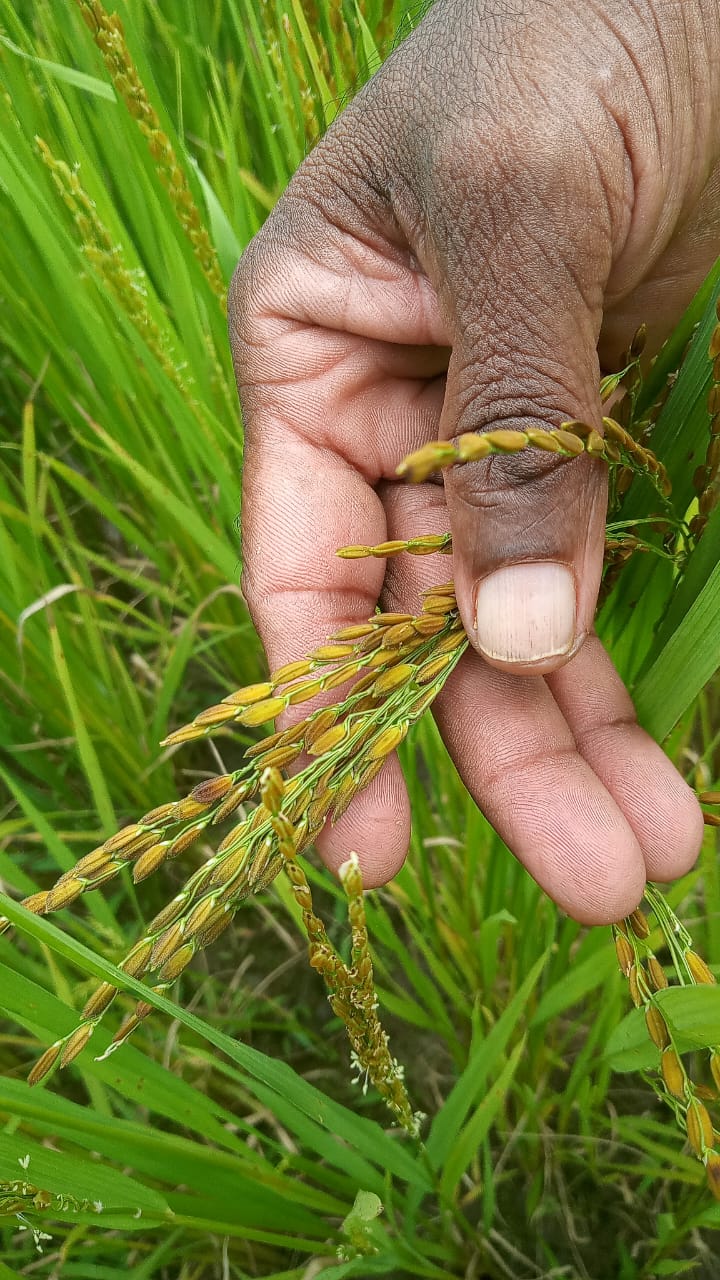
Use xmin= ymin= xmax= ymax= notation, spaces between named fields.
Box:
xmin=231 ymin=0 xmax=717 ymax=921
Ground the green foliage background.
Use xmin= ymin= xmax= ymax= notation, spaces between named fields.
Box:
xmin=0 ymin=2 xmax=719 ymax=1276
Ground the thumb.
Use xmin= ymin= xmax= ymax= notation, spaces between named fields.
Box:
xmin=425 ymin=133 xmax=618 ymax=675
xmin=443 ymin=340 xmax=608 ymax=676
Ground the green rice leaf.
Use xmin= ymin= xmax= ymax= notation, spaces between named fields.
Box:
xmin=0 ymin=896 xmax=429 ymax=1191
xmin=0 ymin=34 xmax=117 ymax=100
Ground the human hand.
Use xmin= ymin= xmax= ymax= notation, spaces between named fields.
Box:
xmin=229 ymin=0 xmax=718 ymax=924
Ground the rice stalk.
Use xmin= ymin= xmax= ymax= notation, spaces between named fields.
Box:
xmin=74 ymin=0 xmax=225 ymax=307
xmin=13 ymin=577 xmax=468 ymax=1095
xmin=36 ymin=137 xmax=189 ymax=393
xmin=261 ymin=768 xmax=420 ymax=1135
xmin=277 ymin=12 xmax=322 ymax=144
xmin=613 ymin=881 xmax=720 ymax=1200
xmin=395 ymin=418 xmax=673 ymax=510
xmin=689 ymin=297 xmax=720 ymax=543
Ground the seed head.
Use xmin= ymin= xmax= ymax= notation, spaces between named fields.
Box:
xmin=307 ymin=792 xmax=334 ymax=828
xmin=238 ymin=696 xmax=287 ymax=726
xmin=147 ymin=895 xmax=187 ymax=934
xmin=686 ymin=951 xmax=716 ymax=985
xmin=368 ymin=724 xmax=408 ymax=761
xmin=150 ymin=921 xmax=186 ymax=970
xmin=212 ymin=780 xmax=255 ymax=823
xmin=166 ymin=825 xmax=203 ymax=859
xmin=330 ymin=773 xmax=361 ymax=823
xmin=647 ymin=956 xmax=668 ymax=991
xmin=27 ymin=1041 xmax=62 ymax=1087
xmin=304 ymin=708 xmax=338 ymax=748
xmin=189 ymin=776 xmax=233 ymax=805
xmin=161 ymin=724 xmax=204 ymax=747
xmin=417 ymin=654 xmax=456 ymax=686
xmin=256 ymin=743 xmax=303 ymax=769
xmin=184 ymin=897 xmax=221 ymax=938
xmin=661 ymin=1047 xmax=686 ymax=1100
xmin=46 ymin=878 xmax=85 ymax=912
xmin=271 ymin=659 xmax=314 ymax=683
xmin=209 ymin=844 xmax=247 ymax=886
xmin=112 ymin=1013 xmax=144 ymax=1045
xmin=332 ymin=623 xmax=377 ymax=640
xmin=221 ymin=681 xmax=274 ymax=707
xmin=82 ymin=982 xmax=118 ymax=1020
xmin=120 ymin=940 xmax=153 ymax=978
xmin=60 ymin=1023 xmax=94 ymax=1068
xmin=372 ymin=664 xmax=415 ymax=696
xmin=309 ymin=643 xmax=355 ymax=662
xmin=645 ymin=1006 xmax=670 ymax=1050
xmin=102 ymin=824 xmax=144 ymax=855
xmin=259 ymin=766 xmax=284 ymax=816
xmin=74 ymin=847 xmax=114 ymax=878
xmin=307 ymin=723 xmax=349 ymax=756
xmin=139 ymin=802 xmax=179 ymax=827
xmin=193 ymin=703 xmax=239 ymax=728
xmin=455 ymin=432 xmax=492 ymax=461
xmin=413 ymin=614 xmax=446 ymax=637
xmin=286 ymin=678 xmax=324 ymax=705
xmin=686 ymin=1100 xmax=715 ymax=1156
xmin=157 ymin=942 xmax=195 ymax=983
xmin=629 ymin=909 xmax=650 ymax=939
xmin=132 ymin=842 xmax=169 ymax=883
xmin=196 ymin=909 xmax=234 ymax=948
xmin=18 ymin=892 xmax=47 ymax=918
xmin=525 ymin=428 xmax=564 ymax=453
xmin=174 ymin=798 xmax=209 ymax=821
xmin=614 ymin=933 xmax=634 ymax=976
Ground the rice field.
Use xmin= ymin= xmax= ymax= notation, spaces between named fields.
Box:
xmin=0 ymin=3 xmax=719 ymax=1277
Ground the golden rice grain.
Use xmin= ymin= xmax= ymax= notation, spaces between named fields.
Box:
xmin=614 ymin=934 xmax=634 ymax=976
xmin=238 ymin=697 xmax=287 ymax=726
xmin=59 ymin=1023 xmax=94 ymax=1068
xmin=629 ymin=909 xmax=650 ymax=939
xmin=82 ymin=982 xmax=118 ymax=1020
xmin=157 ymin=943 xmax=195 ymax=983
xmin=647 ymin=956 xmax=668 ymax=991
xmin=222 ymin=682 xmax=274 ymax=707
xmin=132 ymin=842 xmax=170 ymax=883
xmin=661 ymin=1047 xmax=686 ymax=1100
xmin=645 ymin=1006 xmax=670 ymax=1050
xmin=686 ymin=951 xmax=716 ymax=985
xmin=368 ymin=724 xmax=408 ymax=760
xmin=27 ymin=1041 xmax=62 ymax=1087
xmin=686 ymin=1100 xmax=715 ymax=1156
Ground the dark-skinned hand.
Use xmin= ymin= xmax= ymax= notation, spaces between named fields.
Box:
xmin=229 ymin=0 xmax=719 ymax=924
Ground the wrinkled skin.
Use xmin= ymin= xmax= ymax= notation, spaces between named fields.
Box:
xmin=229 ymin=0 xmax=720 ymax=924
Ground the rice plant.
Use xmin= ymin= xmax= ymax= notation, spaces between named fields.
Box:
xmin=0 ymin=2 xmax=719 ymax=1277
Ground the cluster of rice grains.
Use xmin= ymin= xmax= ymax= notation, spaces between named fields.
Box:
xmin=5 ymin=315 xmax=720 ymax=1159
xmin=4 ymin=570 xmax=467 ymax=1133
xmin=613 ymin=878 xmax=720 ymax=1201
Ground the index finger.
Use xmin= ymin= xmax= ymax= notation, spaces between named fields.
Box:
xmin=229 ymin=206 xmax=448 ymax=882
